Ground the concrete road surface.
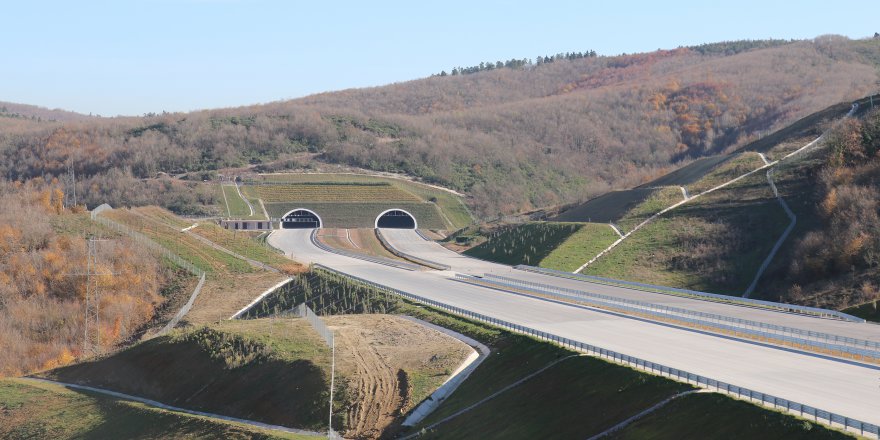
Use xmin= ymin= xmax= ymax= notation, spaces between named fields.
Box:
xmin=270 ymin=229 xmax=880 ymax=427
xmin=379 ymin=229 xmax=880 ymax=343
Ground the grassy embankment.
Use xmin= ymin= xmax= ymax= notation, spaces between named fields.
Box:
xmin=222 ymin=184 xmax=265 ymax=220
xmin=39 ymin=320 xmax=331 ymax=432
xmin=582 ymin=152 xmax=785 ymax=295
xmin=0 ymin=378 xmax=312 ymax=440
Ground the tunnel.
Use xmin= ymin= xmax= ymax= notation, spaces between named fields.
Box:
xmin=375 ymin=209 xmax=417 ymax=229
xmin=281 ymin=208 xmax=322 ymax=229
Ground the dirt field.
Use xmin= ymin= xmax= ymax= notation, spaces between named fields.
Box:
xmin=324 ymin=315 xmax=472 ymax=440
xmin=317 ymin=228 xmax=404 ymax=261
xmin=185 ymin=272 xmax=290 ymax=324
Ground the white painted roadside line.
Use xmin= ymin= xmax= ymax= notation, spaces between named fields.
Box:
xmin=181 ymin=223 xmax=198 ymax=232
xmin=20 ymin=378 xmax=323 ymax=437
xmin=229 ymin=277 xmax=294 ymax=320
xmin=587 ymin=390 xmax=705 ymax=439
xmin=399 ymin=316 xmax=490 ymax=427
xmin=608 ymin=223 xmax=624 ymax=238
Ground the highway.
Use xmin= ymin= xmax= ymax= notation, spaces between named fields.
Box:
xmin=379 ymin=229 xmax=880 ymax=343
xmin=269 ymin=228 xmax=880 ymax=428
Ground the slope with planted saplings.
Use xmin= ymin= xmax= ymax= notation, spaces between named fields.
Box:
xmin=456 ymin=222 xmax=619 ymax=271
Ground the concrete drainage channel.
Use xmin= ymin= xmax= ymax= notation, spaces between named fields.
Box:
xmin=398 ymin=316 xmax=490 ymax=427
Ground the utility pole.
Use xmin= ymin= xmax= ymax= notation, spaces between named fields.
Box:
xmin=78 ymin=238 xmax=121 ymax=356
xmin=328 ymin=336 xmax=336 ymax=438
xmin=83 ymin=238 xmax=103 ymax=354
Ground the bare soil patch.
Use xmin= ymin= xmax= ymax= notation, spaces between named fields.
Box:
xmin=324 ymin=314 xmax=471 ymax=439
xmin=185 ymin=272 xmax=290 ymax=324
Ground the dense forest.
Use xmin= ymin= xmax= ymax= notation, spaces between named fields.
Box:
xmin=1 ymin=36 xmax=879 ymax=218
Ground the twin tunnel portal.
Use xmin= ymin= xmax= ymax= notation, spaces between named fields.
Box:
xmin=281 ymin=208 xmax=417 ymax=229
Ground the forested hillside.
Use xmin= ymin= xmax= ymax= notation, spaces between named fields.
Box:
xmin=0 ymin=181 xmax=176 ymax=376
xmin=2 ymin=36 xmax=879 ymax=217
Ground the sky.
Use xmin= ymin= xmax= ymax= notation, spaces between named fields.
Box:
xmin=2 ymin=0 xmax=878 ymax=116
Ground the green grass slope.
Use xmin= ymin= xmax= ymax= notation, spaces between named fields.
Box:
xmin=537 ymin=223 xmax=620 ymax=271
xmin=583 ymin=163 xmax=788 ymax=295
xmin=418 ymin=356 xmax=691 ymax=440
xmin=39 ymin=321 xmax=331 ymax=432
xmin=0 ymin=378 xmax=310 ymax=440
xmin=551 ymin=188 xmax=656 ymax=223
xmin=608 ymin=392 xmax=848 ymax=440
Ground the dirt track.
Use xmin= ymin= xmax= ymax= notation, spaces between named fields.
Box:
xmin=323 ymin=315 xmax=470 ymax=439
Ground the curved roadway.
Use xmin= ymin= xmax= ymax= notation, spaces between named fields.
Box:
xmin=269 ymin=229 xmax=880 ymax=427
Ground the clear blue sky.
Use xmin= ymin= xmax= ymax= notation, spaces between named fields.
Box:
xmin=2 ymin=0 xmax=878 ymax=116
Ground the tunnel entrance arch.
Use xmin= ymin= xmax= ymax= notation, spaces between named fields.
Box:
xmin=375 ymin=209 xmax=417 ymax=229
xmin=281 ymin=208 xmax=322 ymax=229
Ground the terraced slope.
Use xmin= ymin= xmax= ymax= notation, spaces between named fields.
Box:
xmin=247 ymin=173 xmax=471 ymax=230
xmin=264 ymin=201 xmax=447 ymax=230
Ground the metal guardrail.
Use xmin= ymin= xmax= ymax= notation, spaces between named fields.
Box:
xmin=375 ymin=229 xmax=451 ymax=270
xmin=309 ymin=229 xmax=421 ymax=271
xmin=310 ymin=264 xmax=879 ymax=438
xmin=465 ymin=274 xmax=880 ymax=360
xmin=516 ymin=265 xmax=865 ymax=323
xmin=92 ymin=213 xmax=205 ymax=277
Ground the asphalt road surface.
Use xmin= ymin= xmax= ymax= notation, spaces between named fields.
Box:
xmin=269 ymin=229 xmax=880 ymax=427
